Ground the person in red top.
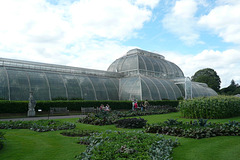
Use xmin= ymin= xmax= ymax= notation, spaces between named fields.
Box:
xmin=134 ymin=101 xmax=138 ymax=110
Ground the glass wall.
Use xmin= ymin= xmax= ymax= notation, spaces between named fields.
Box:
xmin=7 ymin=68 xmax=29 ymax=100
xmin=28 ymin=71 xmax=50 ymax=100
xmin=119 ymin=76 xmax=183 ymax=100
xmin=0 ymin=68 xmax=9 ymax=100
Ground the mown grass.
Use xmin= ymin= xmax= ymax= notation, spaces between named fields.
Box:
xmin=0 ymin=112 xmax=240 ymax=160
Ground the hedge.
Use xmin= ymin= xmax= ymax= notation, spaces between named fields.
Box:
xmin=0 ymin=100 xmax=179 ymax=114
xmin=179 ymin=96 xmax=240 ymax=119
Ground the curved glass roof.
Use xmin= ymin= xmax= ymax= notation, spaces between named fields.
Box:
xmin=119 ymin=75 xmax=183 ymax=100
xmin=0 ymin=67 xmax=119 ymax=101
xmin=108 ymin=48 xmax=184 ymax=79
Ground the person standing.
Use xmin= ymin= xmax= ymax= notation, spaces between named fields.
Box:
xmin=144 ymin=99 xmax=150 ymax=111
xmin=132 ymin=100 xmax=135 ymax=111
xmin=134 ymin=101 xmax=138 ymax=110
xmin=140 ymin=102 xmax=144 ymax=111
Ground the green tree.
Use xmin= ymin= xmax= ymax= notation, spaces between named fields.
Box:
xmin=191 ymin=68 xmax=221 ymax=92
xmin=220 ymin=79 xmax=240 ymax=95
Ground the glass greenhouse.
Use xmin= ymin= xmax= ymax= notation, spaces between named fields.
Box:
xmin=0 ymin=49 xmax=217 ymax=101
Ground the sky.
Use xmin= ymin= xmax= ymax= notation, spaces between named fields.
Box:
xmin=0 ymin=0 xmax=240 ymax=88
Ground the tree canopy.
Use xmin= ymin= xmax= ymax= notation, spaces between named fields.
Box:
xmin=220 ymin=79 xmax=240 ymax=95
xmin=191 ymin=68 xmax=221 ymax=92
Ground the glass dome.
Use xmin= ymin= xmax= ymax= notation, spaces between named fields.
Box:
xmin=108 ymin=48 xmax=184 ymax=79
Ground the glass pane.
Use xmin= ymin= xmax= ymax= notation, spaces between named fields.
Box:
xmin=151 ymin=78 xmax=168 ymax=100
xmin=45 ymin=73 xmax=66 ymax=99
xmin=62 ymin=74 xmax=82 ymax=100
xmin=28 ymin=71 xmax=50 ymax=100
xmin=138 ymin=56 xmax=146 ymax=70
xmin=150 ymin=57 xmax=161 ymax=72
xmin=160 ymin=80 xmax=176 ymax=100
xmin=120 ymin=77 xmax=140 ymax=100
xmin=76 ymin=75 xmax=96 ymax=100
xmin=122 ymin=55 xmax=137 ymax=71
xmin=0 ymin=68 xmax=9 ymax=100
xmin=7 ymin=69 xmax=29 ymax=100
xmin=141 ymin=56 xmax=153 ymax=71
xmin=89 ymin=77 xmax=108 ymax=100
xmin=141 ymin=77 xmax=160 ymax=100
xmin=103 ymin=78 xmax=119 ymax=100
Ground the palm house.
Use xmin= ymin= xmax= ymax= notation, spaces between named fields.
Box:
xmin=0 ymin=48 xmax=217 ymax=101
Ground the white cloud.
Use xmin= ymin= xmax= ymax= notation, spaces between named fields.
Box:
xmin=0 ymin=0 xmax=156 ymax=70
xmin=165 ymin=49 xmax=240 ymax=88
xmin=198 ymin=1 xmax=240 ymax=44
xmin=135 ymin=0 xmax=160 ymax=9
xmin=162 ymin=0 xmax=200 ymax=45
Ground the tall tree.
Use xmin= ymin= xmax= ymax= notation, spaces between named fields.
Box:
xmin=191 ymin=68 xmax=221 ymax=92
xmin=220 ymin=79 xmax=240 ymax=95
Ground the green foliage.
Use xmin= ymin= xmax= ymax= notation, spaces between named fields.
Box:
xmin=146 ymin=119 xmax=240 ymax=139
xmin=0 ymin=119 xmax=75 ymax=132
xmin=191 ymin=68 xmax=221 ymax=92
xmin=0 ymin=100 xmax=28 ymax=113
xmin=220 ymin=79 xmax=240 ymax=95
xmin=76 ymin=131 xmax=179 ymax=160
xmin=0 ymin=131 xmax=4 ymax=150
xmin=115 ymin=118 xmax=147 ymax=129
xmin=52 ymin=97 xmax=68 ymax=101
xmin=79 ymin=109 xmax=177 ymax=126
xmin=78 ymin=113 xmax=117 ymax=125
xmin=179 ymin=96 xmax=240 ymax=119
xmin=60 ymin=129 xmax=98 ymax=137
xmin=0 ymin=100 xmax=179 ymax=113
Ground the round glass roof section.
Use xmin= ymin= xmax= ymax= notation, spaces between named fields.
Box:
xmin=108 ymin=48 xmax=184 ymax=79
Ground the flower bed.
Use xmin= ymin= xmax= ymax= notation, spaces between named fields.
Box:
xmin=76 ymin=130 xmax=179 ymax=160
xmin=145 ymin=119 xmax=240 ymax=139
xmin=0 ymin=120 xmax=76 ymax=132
xmin=78 ymin=109 xmax=176 ymax=126
xmin=115 ymin=118 xmax=147 ymax=129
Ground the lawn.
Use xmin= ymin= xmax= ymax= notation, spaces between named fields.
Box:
xmin=0 ymin=112 xmax=240 ymax=160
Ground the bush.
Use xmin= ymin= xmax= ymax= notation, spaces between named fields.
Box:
xmin=0 ymin=100 xmax=179 ymax=113
xmin=179 ymin=96 xmax=240 ymax=119
xmin=79 ymin=109 xmax=176 ymax=126
xmin=76 ymin=131 xmax=179 ymax=160
xmin=78 ymin=113 xmax=118 ymax=126
xmin=0 ymin=131 xmax=4 ymax=150
xmin=0 ymin=120 xmax=75 ymax=132
xmin=115 ymin=118 xmax=147 ymax=129
xmin=145 ymin=119 xmax=240 ymax=139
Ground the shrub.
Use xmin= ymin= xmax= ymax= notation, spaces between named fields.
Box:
xmin=79 ymin=109 xmax=176 ymax=126
xmin=179 ymin=96 xmax=240 ymax=119
xmin=78 ymin=113 xmax=118 ymax=125
xmin=115 ymin=118 xmax=147 ymax=129
xmin=76 ymin=131 xmax=179 ymax=160
xmin=145 ymin=119 xmax=240 ymax=139
xmin=0 ymin=100 xmax=179 ymax=113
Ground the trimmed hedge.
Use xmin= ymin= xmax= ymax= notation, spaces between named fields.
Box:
xmin=0 ymin=100 xmax=179 ymax=114
xmin=179 ymin=96 xmax=240 ymax=119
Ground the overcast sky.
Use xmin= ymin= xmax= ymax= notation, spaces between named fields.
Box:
xmin=0 ymin=0 xmax=240 ymax=88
